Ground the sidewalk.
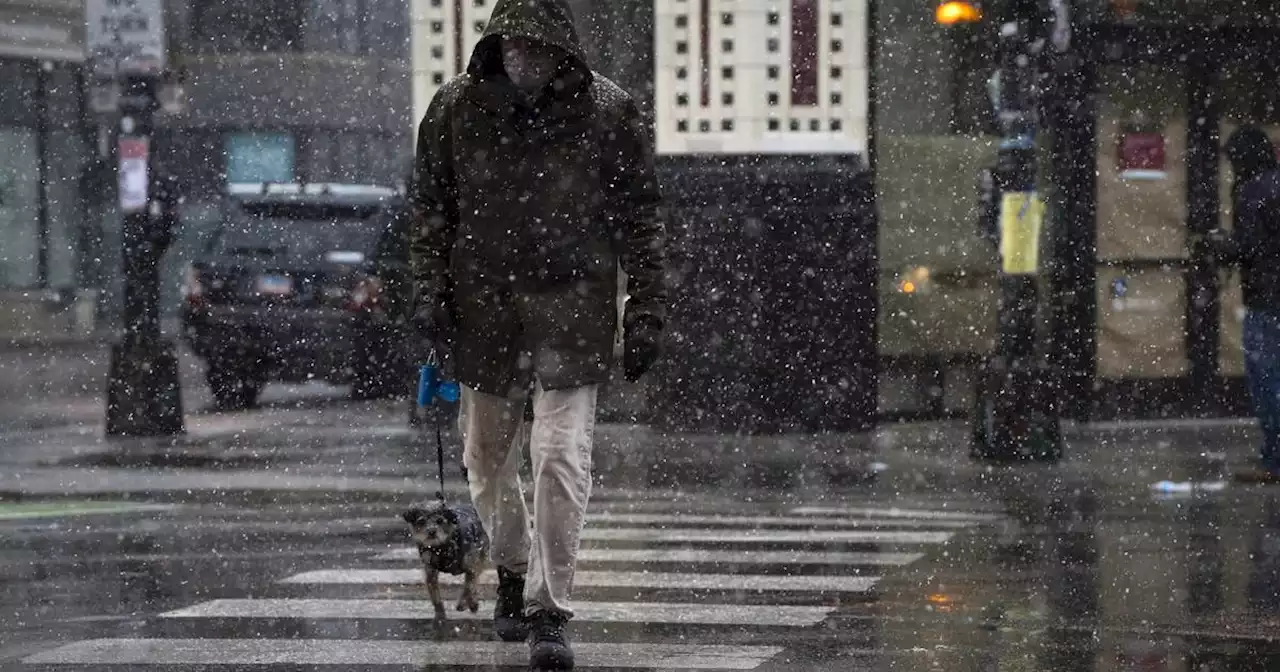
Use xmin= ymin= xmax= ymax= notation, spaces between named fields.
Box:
xmin=0 ymin=405 xmax=1267 ymax=503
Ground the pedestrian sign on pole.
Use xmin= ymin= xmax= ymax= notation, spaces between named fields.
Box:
xmin=86 ymin=0 xmax=166 ymax=78
xmin=999 ymin=192 xmax=1045 ymax=275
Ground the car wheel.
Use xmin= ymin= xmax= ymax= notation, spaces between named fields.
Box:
xmin=207 ymin=365 xmax=262 ymax=411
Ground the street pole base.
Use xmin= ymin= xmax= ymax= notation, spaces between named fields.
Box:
xmin=106 ymin=337 xmax=186 ymax=437
xmin=970 ymin=357 xmax=1063 ymax=463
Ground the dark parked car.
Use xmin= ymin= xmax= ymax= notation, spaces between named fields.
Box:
xmin=180 ymin=182 xmax=414 ymax=409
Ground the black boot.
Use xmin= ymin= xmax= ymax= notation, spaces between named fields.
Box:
xmin=528 ymin=610 xmax=573 ymax=670
xmin=494 ymin=567 xmax=528 ymax=642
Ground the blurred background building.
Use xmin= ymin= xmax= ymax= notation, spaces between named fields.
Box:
xmin=5 ymin=0 xmax=1277 ymax=423
xmin=0 ymin=0 xmax=412 ymax=340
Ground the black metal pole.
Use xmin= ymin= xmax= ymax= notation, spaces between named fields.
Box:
xmin=971 ymin=7 xmax=1063 ymax=462
xmin=105 ymin=74 xmax=185 ymax=437
xmin=34 ymin=61 xmax=52 ymax=289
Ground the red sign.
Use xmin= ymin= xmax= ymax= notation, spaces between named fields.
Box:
xmin=1118 ymin=131 xmax=1167 ymax=180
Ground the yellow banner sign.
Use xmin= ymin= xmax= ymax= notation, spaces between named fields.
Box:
xmin=1000 ymin=192 xmax=1045 ymax=275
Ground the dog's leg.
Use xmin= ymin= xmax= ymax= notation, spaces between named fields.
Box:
xmin=425 ymin=566 xmax=446 ymax=620
xmin=457 ymin=570 xmax=481 ymax=613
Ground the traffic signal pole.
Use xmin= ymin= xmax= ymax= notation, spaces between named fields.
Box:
xmin=971 ymin=3 xmax=1064 ymax=461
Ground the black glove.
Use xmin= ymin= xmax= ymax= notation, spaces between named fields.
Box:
xmin=623 ymin=312 xmax=663 ymax=383
xmin=412 ymin=297 xmax=456 ymax=360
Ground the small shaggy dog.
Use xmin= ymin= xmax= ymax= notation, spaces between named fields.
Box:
xmin=402 ymin=500 xmax=491 ymax=619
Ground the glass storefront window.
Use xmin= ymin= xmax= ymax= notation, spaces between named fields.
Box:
xmin=0 ymin=127 xmax=41 ymax=288
xmin=1094 ymin=65 xmax=1189 ymax=380
xmin=225 ymin=132 xmax=297 ymax=184
xmin=874 ymin=0 xmax=999 ymax=363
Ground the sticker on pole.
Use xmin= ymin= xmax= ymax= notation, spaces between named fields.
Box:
xmin=999 ymin=192 xmax=1045 ymax=275
xmin=118 ymin=137 xmax=149 ymax=213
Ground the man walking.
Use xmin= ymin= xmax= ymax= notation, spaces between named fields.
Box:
xmin=409 ymin=0 xmax=667 ymax=668
xmin=1212 ymin=125 xmax=1280 ymax=482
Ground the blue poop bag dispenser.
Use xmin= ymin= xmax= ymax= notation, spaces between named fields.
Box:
xmin=417 ymin=350 xmax=460 ymax=407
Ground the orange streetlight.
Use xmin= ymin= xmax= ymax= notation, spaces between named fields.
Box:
xmin=935 ymin=1 xmax=982 ymax=25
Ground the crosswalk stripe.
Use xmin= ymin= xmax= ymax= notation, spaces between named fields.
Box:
xmin=790 ymin=505 xmax=1002 ymax=522
xmin=20 ymin=502 xmax=998 ymax=668
xmin=373 ymin=547 xmax=926 ymax=565
xmin=162 ymin=598 xmax=835 ymax=626
xmin=280 ymin=569 xmax=879 ymax=594
xmin=22 ymin=638 xmax=785 ymax=669
xmin=579 ymin=528 xmax=952 ymax=544
xmin=583 ymin=512 xmax=979 ymax=529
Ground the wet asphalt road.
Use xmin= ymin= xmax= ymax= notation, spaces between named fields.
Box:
xmin=1 ymin=346 xmax=1280 ymax=670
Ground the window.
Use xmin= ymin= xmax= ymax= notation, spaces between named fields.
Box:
xmin=225 ymin=132 xmax=296 ymax=184
xmin=0 ymin=128 xmax=39 ymax=287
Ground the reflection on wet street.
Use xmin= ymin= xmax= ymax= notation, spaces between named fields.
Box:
xmin=0 ymin=388 xmax=1276 ymax=671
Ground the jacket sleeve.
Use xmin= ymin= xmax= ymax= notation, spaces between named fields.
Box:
xmin=605 ymin=100 xmax=668 ymax=328
xmin=409 ymin=92 xmax=458 ymax=310
xmin=1233 ymin=181 xmax=1269 ymax=266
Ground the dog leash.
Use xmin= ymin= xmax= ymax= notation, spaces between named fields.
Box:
xmin=417 ymin=347 xmax=460 ymax=502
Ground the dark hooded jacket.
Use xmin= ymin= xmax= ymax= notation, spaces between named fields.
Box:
xmin=409 ymin=0 xmax=667 ymax=396
xmin=1224 ymin=126 xmax=1280 ymax=314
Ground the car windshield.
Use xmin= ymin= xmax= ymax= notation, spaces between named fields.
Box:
xmin=212 ymin=202 xmax=388 ymax=262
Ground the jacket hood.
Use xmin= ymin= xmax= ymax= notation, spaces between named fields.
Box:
xmin=467 ymin=0 xmax=590 ymax=84
xmin=1226 ymin=125 xmax=1278 ymax=183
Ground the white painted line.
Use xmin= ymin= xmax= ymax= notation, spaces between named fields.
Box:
xmin=790 ymin=506 xmax=1001 ymax=522
xmin=374 ymin=547 xmax=925 ymax=566
xmin=23 ymin=639 xmax=784 ymax=669
xmin=280 ymin=569 xmax=879 ymax=594
xmin=163 ymin=598 xmax=834 ymax=626
xmin=579 ymin=528 xmax=952 ymax=544
xmin=584 ymin=512 xmax=978 ymax=529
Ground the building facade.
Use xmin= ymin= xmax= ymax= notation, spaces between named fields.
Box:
xmin=0 ymin=0 xmax=91 ymax=330
xmin=0 ymin=0 xmax=414 ymax=338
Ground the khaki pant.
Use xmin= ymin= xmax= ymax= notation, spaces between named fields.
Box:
xmin=458 ymin=381 xmax=597 ymax=618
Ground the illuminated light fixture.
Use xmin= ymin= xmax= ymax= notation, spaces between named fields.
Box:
xmin=935 ymin=1 xmax=982 ymax=25
xmin=900 ymin=280 xmax=917 ymax=295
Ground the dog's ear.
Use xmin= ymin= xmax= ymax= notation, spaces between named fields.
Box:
xmin=441 ymin=507 xmax=459 ymax=525
xmin=402 ymin=507 xmax=428 ymax=526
